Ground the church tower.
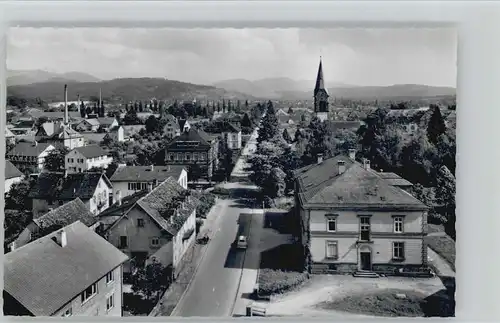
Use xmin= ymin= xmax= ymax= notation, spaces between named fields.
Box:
xmin=313 ymin=57 xmax=329 ymax=122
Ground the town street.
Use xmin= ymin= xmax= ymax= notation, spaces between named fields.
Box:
xmin=171 ymin=129 xmax=262 ymax=317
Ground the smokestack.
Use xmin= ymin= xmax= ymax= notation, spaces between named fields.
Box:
xmin=99 ymin=88 xmax=102 ymax=107
xmin=64 ymin=84 xmax=69 ymax=125
xmin=77 ymin=93 xmax=80 ymax=114
xmin=338 ymin=160 xmax=346 ymax=175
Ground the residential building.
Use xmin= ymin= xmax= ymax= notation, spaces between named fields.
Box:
xmin=110 ymin=165 xmax=188 ymax=200
xmin=221 ymin=122 xmax=242 ymax=150
xmin=122 ymin=125 xmax=146 ymax=141
xmin=97 ymin=117 xmax=119 ymax=132
xmin=76 ymin=118 xmax=101 ymax=132
xmin=5 ymin=160 xmax=24 ymax=194
xmin=164 ymin=128 xmax=219 ymax=181
xmin=104 ymin=177 xmax=198 ymax=278
xmin=5 ymin=128 xmax=16 ymax=145
xmin=35 ymin=121 xmax=85 ymax=150
xmin=6 ymin=142 xmax=56 ymax=174
xmin=8 ymin=198 xmax=99 ymax=250
xmin=313 ymin=58 xmax=330 ymax=122
xmin=294 ymin=151 xmax=429 ymax=275
xmin=104 ymin=126 xmax=125 ymax=142
xmin=162 ymin=114 xmax=181 ymax=139
xmin=65 ymin=145 xmax=113 ymax=173
xmin=28 ymin=172 xmax=112 ymax=217
xmin=4 ymin=221 xmax=128 ymax=317
xmin=9 ymin=120 xmax=37 ymax=136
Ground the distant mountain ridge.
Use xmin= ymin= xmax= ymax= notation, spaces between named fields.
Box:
xmin=213 ymin=77 xmax=456 ymax=100
xmin=7 ymin=70 xmax=101 ymax=86
xmin=8 ymin=77 xmax=254 ymax=103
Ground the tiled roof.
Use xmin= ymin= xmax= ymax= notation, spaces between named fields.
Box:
xmin=97 ymin=117 xmax=117 ymax=126
xmin=135 ymin=177 xmax=187 ymax=235
xmin=110 ymin=165 xmax=185 ymax=182
xmin=4 ymin=221 xmax=128 ymax=316
xmin=5 ymin=160 xmax=23 ymax=179
xmin=375 ymin=172 xmax=414 ymax=187
xmin=14 ymin=120 xmax=35 ymax=128
xmin=295 ymin=154 xmax=427 ymax=210
xmin=28 ymin=172 xmax=111 ymax=202
xmin=99 ymin=190 xmax=149 ymax=218
xmin=82 ymin=118 xmax=100 ymax=126
xmin=6 ymin=142 xmax=54 ymax=157
xmin=33 ymin=198 xmax=97 ymax=231
xmin=72 ymin=145 xmax=109 ymax=159
xmin=166 ymin=128 xmax=212 ymax=151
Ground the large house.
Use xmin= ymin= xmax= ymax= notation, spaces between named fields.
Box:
xmin=5 ymin=160 xmax=24 ymax=194
xmin=65 ymin=145 xmax=113 ymax=173
xmin=28 ymin=172 xmax=113 ymax=217
xmin=35 ymin=121 xmax=85 ymax=149
xmin=6 ymin=142 xmax=56 ymax=174
xmin=220 ymin=122 xmax=242 ymax=150
xmin=162 ymin=114 xmax=181 ymax=139
xmin=8 ymin=198 xmax=99 ymax=250
xmin=4 ymin=221 xmax=128 ymax=317
xmin=109 ymin=165 xmax=188 ymax=200
xmin=294 ymin=150 xmax=429 ymax=276
xmin=104 ymin=177 xmax=197 ymax=278
xmin=75 ymin=118 xmax=101 ymax=132
xmin=164 ymin=128 xmax=219 ymax=181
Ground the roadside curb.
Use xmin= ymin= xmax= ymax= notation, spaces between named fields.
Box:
xmin=170 ymin=200 xmax=228 ymax=316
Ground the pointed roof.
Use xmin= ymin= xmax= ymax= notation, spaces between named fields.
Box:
xmin=314 ymin=57 xmax=327 ymax=96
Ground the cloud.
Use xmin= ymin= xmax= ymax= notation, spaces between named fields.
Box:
xmin=7 ymin=27 xmax=457 ymax=87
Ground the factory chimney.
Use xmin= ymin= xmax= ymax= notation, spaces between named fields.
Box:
xmin=64 ymin=84 xmax=69 ymax=125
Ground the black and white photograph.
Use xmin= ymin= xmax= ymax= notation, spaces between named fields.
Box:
xmin=4 ymin=27 xmax=456 ymax=318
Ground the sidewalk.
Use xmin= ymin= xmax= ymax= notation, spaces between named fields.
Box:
xmin=149 ymin=198 xmax=229 ymax=316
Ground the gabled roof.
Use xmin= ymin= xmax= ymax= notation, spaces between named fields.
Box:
xmin=80 ymin=118 xmax=100 ymax=126
xmin=375 ymin=172 xmax=414 ymax=187
xmin=110 ymin=165 xmax=186 ymax=183
xmin=5 ymin=160 xmax=23 ymax=179
xmin=4 ymin=221 xmax=128 ymax=316
xmin=166 ymin=128 xmax=212 ymax=151
xmin=295 ymin=154 xmax=427 ymax=210
xmin=5 ymin=128 xmax=15 ymax=137
xmin=6 ymin=142 xmax=54 ymax=157
xmin=28 ymin=172 xmax=112 ymax=202
xmin=99 ymin=190 xmax=149 ymax=218
xmin=71 ymin=145 xmax=109 ymax=159
xmin=97 ymin=117 xmax=117 ymax=126
xmin=33 ymin=198 xmax=97 ymax=231
xmin=135 ymin=177 xmax=187 ymax=235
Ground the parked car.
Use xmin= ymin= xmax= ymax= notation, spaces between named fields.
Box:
xmin=236 ymin=235 xmax=248 ymax=249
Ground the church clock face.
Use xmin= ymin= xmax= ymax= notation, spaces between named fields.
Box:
xmin=316 ymin=91 xmax=328 ymax=101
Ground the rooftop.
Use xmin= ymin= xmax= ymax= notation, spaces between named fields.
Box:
xmin=4 ymin=221 xmax=129 ymax=316
xmin=7 ymin=142 xmax=54 ymax=157
xmin=71 ymin=145 xmax=109 ymax=159
xmin=33 ymin=198 xmax=98 ymax=232
xmin=5 ymin=160 xmax=23 ymax=179
xmin=110 ymin=165 xmax=186 ymax=182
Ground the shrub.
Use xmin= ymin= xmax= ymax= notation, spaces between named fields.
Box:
xmin=191 ymin=191 xmax=216 ymax=218
xmin=258 ymin=269 xmax=308 ymax=296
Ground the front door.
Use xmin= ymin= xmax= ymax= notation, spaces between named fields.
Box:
xmin=360 ymin=252 xmax=372 ymax=271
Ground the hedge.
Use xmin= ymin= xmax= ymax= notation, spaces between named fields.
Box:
xmin=258 ymin=269 xmax=309 ymax=296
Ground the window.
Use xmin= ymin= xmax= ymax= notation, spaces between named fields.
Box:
xmin=186 ymin=153 xmax=191 ymax=161
xmin=61 ymin=308 xmax=72 ymax=317
xmin=393 ymin=216 xmax=404 ymax=233
xmin=393 ymin=242 xmax=405 ymax=260
xmin=81 ymin=283 xmax=98 ymax=303
xmin=151 ymin=237 xmax=160 ymax=247
xmin=193 ymin=152 xmax=198 ymax=161
xmin=326 ymin=215 xmax=337 ymax=232
xmin=106 ymin=294 xmax=114 ymax=311
xmin=119 ymin=236 xmax=128 ymax=248
xmin=325 ymin=241 xmax=338 ymax=259
xmin=137 ymin=219 xmax=145 ymax=227
xmin=106 ymin=271 xmax=114 ymax=284
xmin=169 ymin=153 xmax=174 ymax=161
xmin=359 ymin=216 xmax=371 ymax=241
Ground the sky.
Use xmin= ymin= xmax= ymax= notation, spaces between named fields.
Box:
xmin=7 ymin=27 xmax=457 ymax=87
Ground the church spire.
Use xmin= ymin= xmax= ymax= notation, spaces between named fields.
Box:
xmin=314 ymin=56 xmax=326 ymax=96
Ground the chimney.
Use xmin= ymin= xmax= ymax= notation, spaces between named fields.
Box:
xmin=64 ymin=84 xmax=69 ymax=125
xmin=52 ymin=230 xmax=68 ymax=247
xmin=33 ymin=141 xmax=38 ymax=147
xmin=348 ymin=149 xmax=356 ymax=161
xmin=338 ymin=160 xmax=346 ymax=175
xmin=150 ymin=165 xmax=154 ymax=172
xmin=116 ymin=190 xmax=122 ymax=206
xmin=10 ymin=241 xmax=16 ymax=252
xmin=317 ymin=153 xmax=323 ymax=164
xmin=363 ymin=158 xmax=371 ymax=170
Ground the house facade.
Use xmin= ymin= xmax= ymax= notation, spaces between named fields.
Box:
xmin=5 ymin=160 xmax=24 ymax=194
xmin=29 ymin=172 xmax=112 ymax=217
xmin=76 ymin=119 xmax=101 ymax=132
xmin=110 ymin=165 xmax=188 ymax=200
xmin=36 ymin=121 xmax=85 ymax=150
xmin=104 ymin=177 xmax=197 ymax=278
xmin=65 ymin=145 xmax=113 ymax=173
xmin=223 ymin=123 xmax=242 ymax=150
xmin=294 ymin=152 xmax=429 ymax=275
xmin=105 ymin=126 xmax=125 ymax=142
xmin=6 ymin=142 xmax=56 ymax=174
xmin=4 ymin=221 xmax=128 ymax=317
xmin=162 ymin=114 xmax=181 ymax=139
xmin=164 ymin=128 xmax=219 ymax=181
